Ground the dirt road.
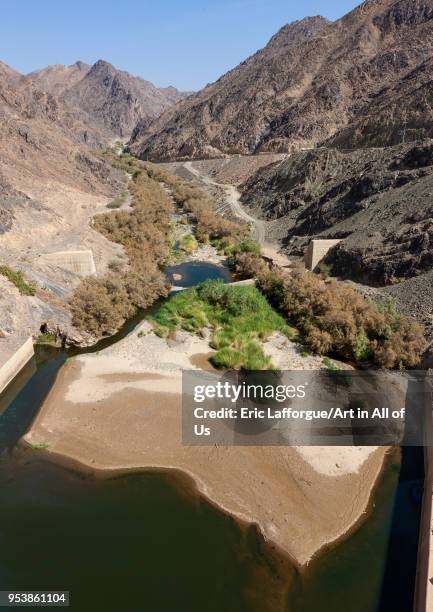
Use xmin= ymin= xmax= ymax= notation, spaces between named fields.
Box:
xmin=183 ymin=161 xmax=266 ymax=244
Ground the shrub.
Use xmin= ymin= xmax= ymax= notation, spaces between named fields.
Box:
xmin=70 ymin=162 xmax=172 ymax=337
xmin=70 ymin=275 xmax=134 ymax=336
xmin=71 ymin=265 xmax=168 ymax=336
xmin=107 ymin=259 xmax=124 ymax=273
xmin=146 ymin=164 xmax=248 ymax=244
xmin=305 ymin=327 xmax=333 ymax=355
xmin=106 ymin=192 xmax=126 ymax=209
xmin=353 ymin=328 xmax=371 ymax=361
xmin=179 ymin=234 xmax=198 ymax=254
xmin=257 ymin=268 xmax=426 ymax=369
xmin=323 ymin=356 xmax=340 ymax=370
xmin=196 ymin=211 xmax=248 ymax=243
xmin=231 ymin=240 xmax=262 ymax=257
xmin=0 ymin=265 xmax=36 ymax=295
xmin=232 ymin=252 xmax=267 ymax=279
xmin=317 ymin=262 xmax=332 ymax=278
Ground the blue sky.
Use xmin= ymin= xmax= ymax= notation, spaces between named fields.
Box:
xmin=1 ymin=1 xmax=360 ymax=90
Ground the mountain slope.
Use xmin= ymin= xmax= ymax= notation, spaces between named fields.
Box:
xmin=240 ymin=140 xmax=433 ymax=286
xmin=130 ymin=0 xmax=433 ymax=161
xmin=0 ymin=60 xmax=123 ymax=342
xmin=29 ymin=60 xmax=189 ymax=138
xmin=27 ymin=61 xmax=90 ymax=95
xmin=0 ymin=61 xmax=114 ymax=189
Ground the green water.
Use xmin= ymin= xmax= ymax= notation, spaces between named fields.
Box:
xmin=0 ymin=448 xmax=412 ymax=612
xmin=0 ymin=455 xmax=289 ymax=612
xmin=289 ymin=458 xmax=400 ymax=612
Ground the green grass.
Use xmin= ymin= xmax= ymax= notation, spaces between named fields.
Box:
xmin=27 ymin=442 xmax=50 ymax=450
xmin=152 ymin=279 xmax=293 ymax=370
xmin=179 ymin=234 xmax=198 ymax=254
xmin=35 ymin=333 xmax=57 ymax=345
xmin=106 ymin=192 xmax=127 ymax=209
xmin=323 ymin=356 xmax=340 ymax=371
xmin=213 ymin=238 xmax=262 ymax=257
xmin=0 ymin=265 xmax=36 ymax=295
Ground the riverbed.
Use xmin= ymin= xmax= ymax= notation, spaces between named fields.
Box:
xmin=0 ymin=260 xmax=425 ymax=612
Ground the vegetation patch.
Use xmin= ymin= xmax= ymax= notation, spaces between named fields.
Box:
xmin=106 ymin=192 xmax=127 ymax=209
xmin=225 ymin=239 xmax=268 ymax=279
xmin=179 ymin=234 xmax=198 ymax=254
xmin=153 ymin=279 xmax=293 ymax=370
xmin=27 ymin=442 xmax=50 ymax=450
xmin=70 ymin=155 xmax=172 ymax=337
xmin=146 ymin=165 xmax=248 ymax=244
xmin=0 ymin=265 xmax=36 ymax=295
xmin=257 ymin=268 xmax=426 ymax=369
xmin=35 ymin=333 xmax=57 ymax=345
xmin=322 ymin=356 xmax=340 ymax=370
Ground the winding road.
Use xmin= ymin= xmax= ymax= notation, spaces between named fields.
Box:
xmin=183 ymin=161 xmax=266 ymax=244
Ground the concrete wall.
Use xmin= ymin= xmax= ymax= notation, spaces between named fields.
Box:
xmin=304 ymin=239 xmax=341 ymax=271
xmin=414 ymin=376 xmax=433 ymax=612
xmin=0 ymin=356 xmax=36 ymax=416
xmin=0 ymin=337 xmax=35 ymax=395
xmin=414 ymin=446 xmax=433 ymax=611
xmin=41 ymin=250 xmax=96 ymax=276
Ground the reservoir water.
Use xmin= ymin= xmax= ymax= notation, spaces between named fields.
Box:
xmin=165 ymin=260 xmax=231 ymax=287
xmin=0 ymin=261 xmax=424 ymax=611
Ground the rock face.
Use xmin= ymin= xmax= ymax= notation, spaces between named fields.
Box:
xmin=0 ymin=60 xmax=124 ymax=345
xmin=0 ymin=60 xmax=119 ymax=206
xmin=27 ymin=61 xmax=91 ymax=96
xmin=130 ymin=0 xmax=433 ymax=160
xmin=29 ymin=60 xmax=189 ymax=138
xmin=383 ymin=269 xmax=433 ymax=338
xmin=240 ymin=140 xmax=433 ymax=286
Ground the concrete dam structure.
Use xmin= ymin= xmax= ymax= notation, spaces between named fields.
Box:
xmin=0 ymin=336 xmax=35 ymax=396
xmin=40 ymin=250 xmax=96 ymax=276
xmin=304 ymin=239 xmax=341 ymax=271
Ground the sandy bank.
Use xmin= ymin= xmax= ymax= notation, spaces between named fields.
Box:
xmin=25 ymin=322 xmax=387 ymax=567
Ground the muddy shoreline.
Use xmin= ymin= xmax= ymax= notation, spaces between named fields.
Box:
xmin=24 ymin=321 xmax=388 ymax=568
xmin=18 ymin=436 xmax=394 ymax=574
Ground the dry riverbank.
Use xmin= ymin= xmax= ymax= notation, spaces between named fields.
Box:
xmin=24 ymin=321 xmax=387 ymax=567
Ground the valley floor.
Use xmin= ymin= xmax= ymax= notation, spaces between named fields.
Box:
xmin=24 ymin=318 xmax=387 ymax=567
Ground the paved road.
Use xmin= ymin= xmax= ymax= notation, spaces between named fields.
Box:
xmin=183 ymin=161 xmax=266 ymax=244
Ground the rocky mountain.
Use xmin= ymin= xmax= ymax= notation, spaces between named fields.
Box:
xmin=240 ymin=138 xmax=433 ymax=349
xmin=130 ymin=0 xmax=433 ymax=161
xmin=0 ymin=60 xmax=123 ymax=342
xmin=241 ymin=140 xmax=433 ymax=286
xmin=29 ymin=60 xmax=189 ymax=138
xmin=0 ymin=60 xmax=115 ymax=193
xmin=27 ymin=61 xmax=90 ymax=96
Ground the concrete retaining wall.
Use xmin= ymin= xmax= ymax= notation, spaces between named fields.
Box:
xmin=0 ymin=357 xmax=36 ymax=416
xmin=414 ymin=376 xmax=433 ymax=612
xmin=304 ymin=239 xmax=341 ymax=271
xmin=229 ymin=279 xmax=256 ymax=286
xmin=0 ymin=337 xmax=35 ymax=395
xmin=414 ymin=450 xmax=433 ymax=612
xmin=41 ymin=250 xmax=96 ymax=276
